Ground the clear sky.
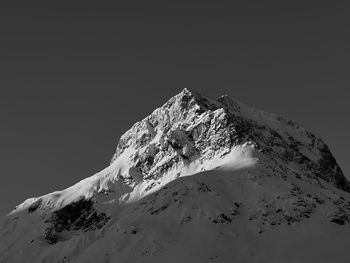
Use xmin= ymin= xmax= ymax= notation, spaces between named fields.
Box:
xmin=1 ymin=2 xmax=350 ymax=216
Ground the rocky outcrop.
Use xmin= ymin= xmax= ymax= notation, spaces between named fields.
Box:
xmin=44 ymin=198 xmax=110 ymax=244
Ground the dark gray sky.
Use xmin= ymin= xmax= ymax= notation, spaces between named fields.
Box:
xmin=1 ymin=3 xmax=350 ymax=216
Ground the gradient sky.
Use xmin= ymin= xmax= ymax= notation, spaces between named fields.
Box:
xmin=1 ymin=3 xmax=350 ymax=216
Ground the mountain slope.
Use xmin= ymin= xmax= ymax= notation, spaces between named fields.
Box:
xmin=1 ymin=89 xmax=349 ymax=263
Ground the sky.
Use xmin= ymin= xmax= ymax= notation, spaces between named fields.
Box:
xmin=1 ymin=2 xmax=350 ymax=216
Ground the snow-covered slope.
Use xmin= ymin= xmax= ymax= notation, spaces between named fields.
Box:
xmin=1 ymin=89 xmax=350 ymax=263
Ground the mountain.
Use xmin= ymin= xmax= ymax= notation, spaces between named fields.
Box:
xmin=1 ymin=89 xmax=350 ymax=263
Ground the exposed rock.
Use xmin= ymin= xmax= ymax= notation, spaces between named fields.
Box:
xmin=27 ymin=199 xmax=42 ymax=213
xmin=110 ymin=88 xmax=349 ymax=193
xmin=44 ymin=198 xmax=110 ymax=244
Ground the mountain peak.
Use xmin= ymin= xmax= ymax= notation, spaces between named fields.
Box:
xmin=111 ymin=89 xmax=233 ymax=165
xmin=179 ymin=87 xmax=191 ymax=95
xmin=1 ymin=90 xmax=350 ymax=263
xmin=111 ymin=89 xmax=348 ymax=192
xmin=166 ymin=88 xmax=215 ymax=111
xmin=172 ymin=89 xmax=241 ymax=114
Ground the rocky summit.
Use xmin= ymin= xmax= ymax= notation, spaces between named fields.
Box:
xmin=1 ymin=89 xmax=350 ymax=263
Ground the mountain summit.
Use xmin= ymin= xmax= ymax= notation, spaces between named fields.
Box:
xmin=1 ymin=90 xmax=350 ymax=263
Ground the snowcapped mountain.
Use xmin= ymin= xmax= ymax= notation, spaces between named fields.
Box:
xmin=1 ymin=89 xmax=350 ymax=263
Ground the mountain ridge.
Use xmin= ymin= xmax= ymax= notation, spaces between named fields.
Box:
xmin=1 ymin=89 xmax=349 ymax=263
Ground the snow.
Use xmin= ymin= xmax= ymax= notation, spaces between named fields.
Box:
xmin=1 ymin=89 xmax=349 ymax=263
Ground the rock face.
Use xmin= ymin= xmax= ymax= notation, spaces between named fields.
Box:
xmin=44 ymin=198 xmax=110 ymax=244
xmin=112 ymin=88 xmax=348 ymax=192
xmin=1 ymin=89 xmax=350 ymax=263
